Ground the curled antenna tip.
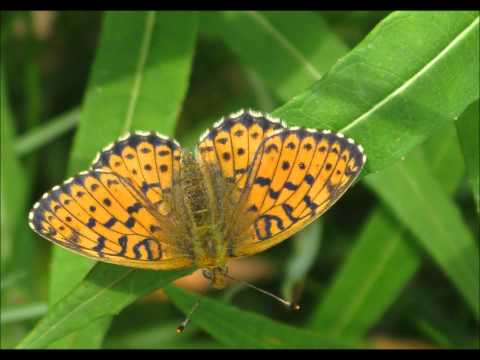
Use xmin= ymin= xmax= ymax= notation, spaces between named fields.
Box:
xmin=291 ymin=303 xmax=301 ymax=311
xmin=176 ymin=325 xmax=185 ymax=334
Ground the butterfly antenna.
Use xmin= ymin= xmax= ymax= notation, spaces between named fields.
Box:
xmin=176 ymin=280 xmax=213 ymax=334
xmin=222 ymin=273 xmax=300 ymax=311
xmin=176 ymin=297 xmax=201 ymax=334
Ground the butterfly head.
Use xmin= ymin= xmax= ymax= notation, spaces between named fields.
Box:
xmin=202 ymin=266 xmax=229 ymax=289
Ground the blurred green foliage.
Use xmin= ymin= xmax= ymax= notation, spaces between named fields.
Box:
xmin=1 ymin=11 xmax=479 ymax=349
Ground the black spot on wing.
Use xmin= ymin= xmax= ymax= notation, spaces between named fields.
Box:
xmin=303 ymin=195 xmax=318 ymax=211
xmin=125 ymin=217 xmax=135 ymax=228
xmin=86 ymin=218 xmax=96 ymax=228
xmin=92 ymin=236 xmax=106 ymax=257
xmin=282 ymin=203 xmax=298 ymax=222
xmin=127 ymin=202 xmax=142 ymax=214
xmin=269 ymin=189 xmax=280 ymax=199
xmin=265 ymin=143 xmax=279 ymax=154
xmin=104 ymin=217 xmax=117 ymax=228
xmin=254 ymin=214 xmax=284 ymax=241
xmin=117 ymin=235 xmax=128 ymax=256
xmin=304 ymin=174 xmax=315 ymax=185
xmin=284 ymin=182 xmax=299 ymax=191
xmin=254 ymin=177 xmax=271 ymax=186
xmin=132 ymin=238 xmax=162 ymax=260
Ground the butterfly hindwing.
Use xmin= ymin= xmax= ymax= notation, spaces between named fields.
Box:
xmin=232 ymin=128 xmax=366 ymax=256
xmin=197 ymin=110 xmax=287 ymax=189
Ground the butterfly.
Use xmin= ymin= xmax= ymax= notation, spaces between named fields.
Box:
xmin=29 ymin=109 xmax=366 ymax=290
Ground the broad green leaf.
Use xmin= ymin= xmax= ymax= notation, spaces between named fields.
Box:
xmin=210 ymin=10 xmax=478 ymax=338
xmin=282 ymin=221 xmax=323 ymax=302
xmin=17 ymin=265 xmax=192 ymax=348
xmin=423 ymin=123 xmax=466 ymax=195
xmin=273 ymin=11 xmax=479 ymax=174
xmin=47 ymin=318 xmax=112 ymax=349
xmin=311 ymin=123 xmax=466 ymax=337
xmin=268 ymin=11 xmax=479 ymax=321
xmin=205 ymin=11 xmax=349 ymax=99
xmin=456 ymin=100 xmax=479 ymax=215
xmin=365 ymin=149 xmax=479 ymax=318
xmin=40 ymin=11 xmax=197 ymax=348
xmin=165 ymin=285 xmax=358 ymax=349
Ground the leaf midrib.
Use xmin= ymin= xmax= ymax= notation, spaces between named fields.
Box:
xmin=329 ymin=231 xmax=403 ymax=336
xmin=122 ymin=11 xmax=156 ymax=133
xmin=340 ymin=16 xmax=479 ymax=134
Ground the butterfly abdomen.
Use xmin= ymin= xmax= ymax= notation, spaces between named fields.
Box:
xmin=176 ymin=151 xmax=228 ymax=267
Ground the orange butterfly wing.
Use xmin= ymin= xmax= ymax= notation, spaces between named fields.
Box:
xmin=196 ymin=110 xmax=286 ymax=190
xmin=29 ymin=132 xmax=193 ymax=270
xmin=232 ymin=128 xmax=366 ymax=256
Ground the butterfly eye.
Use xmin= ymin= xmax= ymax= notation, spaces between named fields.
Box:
xmin=202 ymin=268 xmax=213 ymax=280
xmin=218 ymin=265 xmax=229 ymax=275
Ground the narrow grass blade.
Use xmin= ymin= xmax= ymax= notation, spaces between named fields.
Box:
xmin=282 ymin=221 xmax=323 ymax=302
xmin=365 ymin=150 xmax=479 ymax=318
xmin=1 ymin=303 xmax=48 ymax=325
xmin=311 ymin=209 xmax=421 ymax=336
xmin=14 ymin=109 xmax=80 ymax=157
xmin=0 ymin=67 xmax=29 ymax=271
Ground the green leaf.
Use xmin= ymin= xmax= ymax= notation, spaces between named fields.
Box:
xmin=189 ymin=10 xmax=478 ymax=343
xmin=206 ymin=11 xmax=349 ymax=99
xmin=423 ymin=123 xmax=466 ymax=195
xmin=365 ymin=149 xmax=479 ymax=318
xmin=165 ymin=285 xmax=358 ymax=348
xmin=17 ymin=265 xmax=193 ymax=348
xmin=311 ymin=123 xmax=466 ymax=338
xmin=273 ymin=11 xmax=479 ymax=174
xmin=47 ymin=319 xmax=112 ymax=349
xmin=104 ymin=320 xmax=201 ymax=349
xmin=213 ymin=10 xmax=479 ymax=336
xmin=311 ymin=209 xmax=421 ymax=336
xmin=456 ymin=100 xmax=480 ymax=215
xmin=41 ymin=11 xmax=197 ymax=347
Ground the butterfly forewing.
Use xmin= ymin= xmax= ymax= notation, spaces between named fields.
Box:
xmin=197 ymin=110 xmax=287 ymax=189
xmin=91 ymin=131 xmax=183 ymax=216
xmin=232 ymin=128 xmax=366 ymax=256
xmin=29 ymin=132 xmax=194 ymax=270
